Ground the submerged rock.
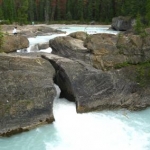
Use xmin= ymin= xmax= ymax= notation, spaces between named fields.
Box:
xmin=0 ymin=53 xmax=56 ymax=136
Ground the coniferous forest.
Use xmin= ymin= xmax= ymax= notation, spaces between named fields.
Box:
xmin=0 ymin=0 xmax=150 ymax=25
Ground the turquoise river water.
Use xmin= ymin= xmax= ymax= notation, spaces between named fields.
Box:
xmin=0 ymin=85 xmax=150 ymax=150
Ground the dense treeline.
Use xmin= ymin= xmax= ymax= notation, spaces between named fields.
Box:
xmin=0 ymin=0 xmax=150 ymax=25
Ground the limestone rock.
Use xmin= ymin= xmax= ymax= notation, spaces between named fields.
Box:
xmin=69 ymin=31 xmax=87 ymax=41
xmin=20 ymin=26 xmax=65 ymax=37
xmin=84 ymin=33 xmax=127 ymax=69
xmin=49 ymin=32 xmax=150 ymax=70
xmin=38 ymin=42 xmax=49 ymax=50
xmin=49 ymin=36 xmax=91 ymax=63
xmin=111 ymin=16 xmax=134 ymax=31
xmin=0 ymin=53 xmax=56 ymax=136
xmin=2 ymin=35 xmax=29 ymax=53
xmin=42 ymin=54 xmax=150 ymax=113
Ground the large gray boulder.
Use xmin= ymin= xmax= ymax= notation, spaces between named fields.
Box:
xmin=111 ymin=16 xmax=134 ymax=31
xmin=2 ymin=35 xmax=29 ymax=53
xmin=49 ymin=36 xmax=91 ymax=63
xmin=42 ymin=54 xmax=150 ymax=113
xmin=38 ymin=42 xmax=49 ymax=50
xmin=0 ymin=53 xmax=56 ymax=136
xmin=84 ymin=33 xmax=127 ymax=70
xmin=19 ymin=26 xmax=65 ymax=37
xmin=69 ymin=31 xmax=88 ymax=41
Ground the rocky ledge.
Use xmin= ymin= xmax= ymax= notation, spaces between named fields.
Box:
xmin=41 ymin=54 xmax=150 ymax=113
xmin=0 ymin=53 xmax=56 ymax=136
xmin=49 ymin=31 xmax=150 ymax=112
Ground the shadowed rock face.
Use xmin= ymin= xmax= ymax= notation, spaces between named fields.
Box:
xmin=0 ymin=53 xmax=56 ymax=136
xmin=42 ymin=54 xmax=150 ymax=113
xmin=111 ymin=16 xmax=134 ymax=31
xmin=49 ymin=36 xmax=91 ymax=64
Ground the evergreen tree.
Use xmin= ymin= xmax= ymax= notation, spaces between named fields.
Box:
xmin=134 ymin=13 xmax=144 ymax=34
xmin=66 ymin=11 xmax=72 ymax=21
xmin=28 ymin=0 xmax=35 ymax=23
xmin=146 ymin=0 xmax=150 ymax=26
xmin=45 ymin=0 xmax=51 ymax=24
xmin=0 ymin=5 xmax=3 ymax=21
xmin=0 ymin=0 xmax=149 ymax=24
xmin=76 ymin=0 xmax=84 ymax=21
xmin=87 ymin=1 xmax=93 ymax=21
xmin=16 ymin=0 xmax=29 ymax=25
xmin=66 ymin=0 xmax=73 ymax=20
xmin=0 ymin=25 xmax=4 ymax=52
xmin=56 ymin=0 xmax=61 ymax=20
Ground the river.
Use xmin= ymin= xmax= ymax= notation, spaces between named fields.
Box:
xmin=0 ymin=26 xmax=150 ymax=150
xmin=0 ymin=84 xmax=150 ymax=150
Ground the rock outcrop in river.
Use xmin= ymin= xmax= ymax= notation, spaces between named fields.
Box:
xmin=2 ymin=35 xmax=29 ymax=53
xmin=111 ymin=16 xmax=134 ymax=31
xmin=0 ymin=53 xmax=56 ymax=136
xmin=50 ymin=32 xmax=150 ymax=70
xmin=49 ymin=31 xmax=150 ymax=111
xmin=42 ymin=54 xmax=150 ymax=113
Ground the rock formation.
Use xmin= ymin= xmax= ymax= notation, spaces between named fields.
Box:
xmin=48 ymin=31 xmax=150 ymax=113
xmin=1 ymin=35 xmax=29 ymax=53
xmin=69 ymin=31 xmax=88 ymax=41
xmin=49 ymin=36 xmax=91 ymax=64
xmin=111 ymin=16 xmax=134 ymax=31
xmin=41 ymin=54 xmax=150 ymax=113
xmin=50 ymin=32 xmax=150 ymax=70
xmin=0 ymin=53 xmax=56 ymax=136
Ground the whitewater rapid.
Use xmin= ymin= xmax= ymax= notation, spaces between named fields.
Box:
xmin=0 ymin=84 xmax=150 ymax=150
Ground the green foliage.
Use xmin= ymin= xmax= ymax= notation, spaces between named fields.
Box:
xmin=146 ymin=0 xmax=150 ymax=26
xmin=0 ymin=20 xmax=11 ymax=25
xmin=17 ymin=0 xmax=29 ymax=25
xmin=114 ymin=62 xmax=130 ymax=69
xmin=66 ymin=11 xmax=72 ymax=21
xmin=0 ymin=25 xmax=4 ymax=53
xmin=113 ymin=61 xmax=150 ymax=87
xmin=134 ymin=14 xmax=144 ymax=35
xmin=0 ymin=0 xmax=149 ymax=24
xmin=136 ymin=62 xmax=150 ymax=87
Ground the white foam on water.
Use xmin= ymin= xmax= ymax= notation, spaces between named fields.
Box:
xmin=0 ymin=85 xmax=150 ymax=150
xmin=44 ymin=85 xmax=150 ymax=150
xmin=44 ymin=98 xmax=150 ymax=150
xmin=40 ymin=47 xmax=52 ymax=53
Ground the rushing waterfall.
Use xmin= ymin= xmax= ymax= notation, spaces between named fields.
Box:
xmin=0 ymin=84 xmax=149 ymax=150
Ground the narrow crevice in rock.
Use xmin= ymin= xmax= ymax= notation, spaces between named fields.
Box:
xmin=41 ymin=55 xmax=76 ymax=102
